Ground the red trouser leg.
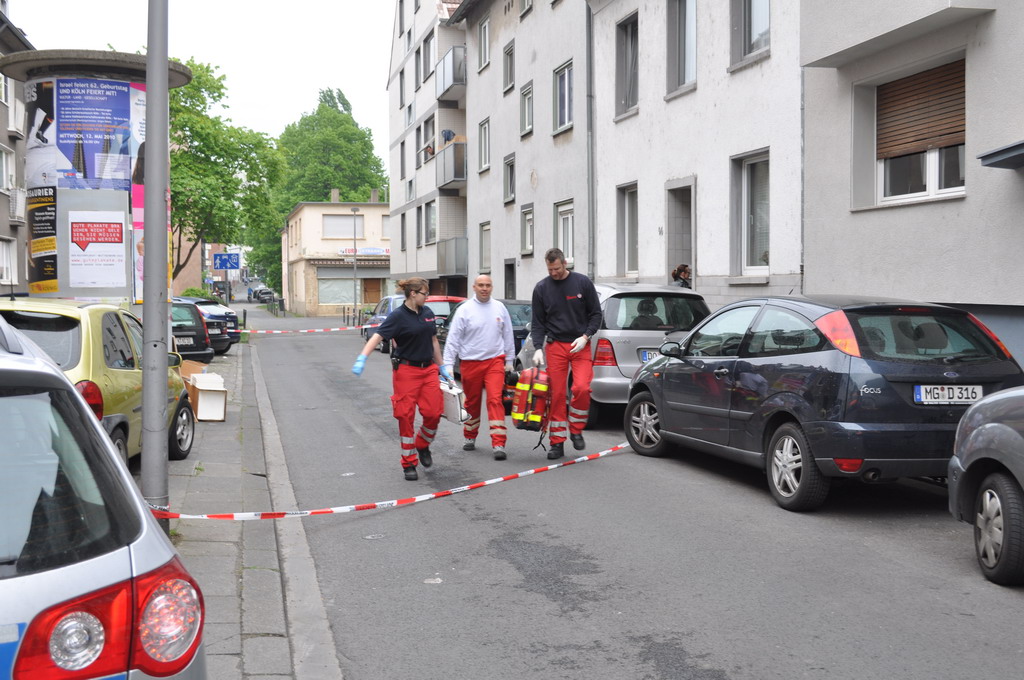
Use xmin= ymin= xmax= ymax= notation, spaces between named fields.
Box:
xmin=566 ymin=346 xmax=593 ymax=435
xmin=546 ymin=342 xmax=571 ymax=444
xmin=461 ymin=360 xmax=484 ymax=442
xmin=462 ymin=357 xmax=508 ymax=447
xmin=414 ymin=365 xmax=443 ymax=451
xmin=391 ymin=365 xmax=420 ymax=468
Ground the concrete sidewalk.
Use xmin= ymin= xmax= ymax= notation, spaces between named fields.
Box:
xmin=165 ymin=303 xmax=345 ymax=680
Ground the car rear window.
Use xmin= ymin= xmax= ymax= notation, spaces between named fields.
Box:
xmin=426 ymin=300 xmax=455 ymax=317
xmin=603 ymin=294 xmax=709 ymax=332
xmin=0 ymin=311 xmax=82 ymax=369
xmin=0 ymin=385 xmax=139 ymax=579
xmin=172 ymin=304 xmax=200 ymax=327
xmin=846 ymin=310 xmax=1006 ymax=363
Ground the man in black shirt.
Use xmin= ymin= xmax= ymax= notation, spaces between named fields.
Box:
xmin=530 ymin=248 xmax=603 ymax=459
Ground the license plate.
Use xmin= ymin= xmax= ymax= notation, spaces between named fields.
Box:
xmin=641 ymin=350 xmax=661 ymax=363
xmin=209 ymin=327 xmax=222 ymax=334
xmin=176 ymin=336 xmax=194 ymax=346
xmin=913 ymin=384 xmax=982 ymax=404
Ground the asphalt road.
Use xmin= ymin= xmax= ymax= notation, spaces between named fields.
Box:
xmin=253 ymin=327 xmax=1024 ymax=680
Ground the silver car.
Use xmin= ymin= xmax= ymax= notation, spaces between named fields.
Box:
xmin=516 ymin=283 xmax=709 ymax=424
xmin=0 ymin=315 xmax=207 ymax=678
xmin=949 ymin=385 xmax=1024 ymax=585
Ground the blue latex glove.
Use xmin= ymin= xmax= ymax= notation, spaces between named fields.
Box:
xmin=439 ymin=364 xmax=454 ymax=384
xmin=352 ymin=355 xmax=367 ymax=376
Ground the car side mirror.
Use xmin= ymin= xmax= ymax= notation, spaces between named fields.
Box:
xmin=659 ymin=341 xmax=682 ymax=358
xmin=435 ymin=317 xmax=445 ymax=327
xmin=168 ymin=352 xmax=183 ymax=368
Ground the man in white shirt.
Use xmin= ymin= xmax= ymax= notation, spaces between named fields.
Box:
xmin=442 ymin=275 xmax=516 ymax=460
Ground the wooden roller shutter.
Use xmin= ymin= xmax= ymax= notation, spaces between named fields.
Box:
xmin=876 ymin=59 xmax=965 ymax=159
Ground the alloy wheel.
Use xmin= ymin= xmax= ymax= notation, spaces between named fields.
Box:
xmin=976 ymin=488 xmax=1004 ymax=569
xmin=629 ymin=401 xmax=661 ymax=449
xmin=770 ymin=435 xmax=802 ymax=498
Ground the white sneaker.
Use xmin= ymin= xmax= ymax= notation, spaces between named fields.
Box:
xmin=463 ymin=439 xmax=476 ymax=451
xmin=493 ymin=446 xmax=507 ymax=461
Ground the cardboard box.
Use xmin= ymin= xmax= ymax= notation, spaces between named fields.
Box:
xmin=179 ymin=361 xmax=227 ymax=421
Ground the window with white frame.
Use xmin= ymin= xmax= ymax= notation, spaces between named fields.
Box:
xmin=554 ymin=200 xmax=574 ymax=264
xmin=0 ymin=237 xmax=15 ymax=285
xmin=405 ymin=103 xmax=414 ymax=127
xmin=478 ymin=17 xmax=491 ymax=70
xmin=420 ymin=115 xmax=435 ymax=162
xmin=425 ymin=200 xmax=437 ymax=243
xmin=554 ymin=60 xmax=573 ymax=132
xmin=479 ymin=118 xmax=490 ymax=171
xmin=322 ymin=214 xmax=364 ymax=239
xmin=503 ymin=153 xmax=516 ymax=203
xmin=0 ymin=146 xmax=11 ymax=192
xmin=520 ymin=204 xmax=534 ymax=255
xmin=616 ymin=13 xmax=639 ymax=115
xmin=503 ymin=40 xmax=515 ymax=93
xmin=667 ymin=0 xmax=696 ymax=92
xmin=400 ymin=213 xmax=407 ymax=251
xmin=740 ymin=154 xmax=770 ymax=272
xmin=732 ymin=0 xmax=769 ymax=62
xmin=520 ymin=0 xmax=533 ymax=16
xmin=422 ymin=31 xmax=434 ymax=79
xmin=619 ymin=185 xmax=638 ymax=274
xmin=876 ymin=59 xmax=965 ymax=204
xmin=480 ymin=222 xmax=491 ymax=272
xmin=398 ymin=0 xmax=405 ymax=35
xmin=406 ymin=178 xmax=415 ymax=202
xmin=520 ymin=81 xmax=533 ymax=135
xmin=0 ymin=74 xmax=9 ymax=106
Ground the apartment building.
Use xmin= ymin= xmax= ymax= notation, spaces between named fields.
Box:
xmin=801 ymin=0 xmax=1024 ymax=354
xmin=0 ymin=7 xmax=32 ymax=294
xmin=283 ymin=199 xmax=391 ymax=317
xmin=448 ymin=0 xmax=592 ymax=300
xmin=388 ymin=0 xmax=469 ymax=298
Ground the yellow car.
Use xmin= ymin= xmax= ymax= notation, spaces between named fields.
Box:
xmin=0 ymin=297 xmax=195 ymax=461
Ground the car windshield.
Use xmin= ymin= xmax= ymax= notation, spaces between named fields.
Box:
xmin=603 ymin=294 xmax=709 ymax=332
xmin=846 ymin=309 xmax=1005 ymax=363
xmin=426 ymin=300 xmax=455 ymax=317
xmin=504 ymin=303 xmax=532 ymax=326
xmin=0 ymin=311 xmax=82 ymax=369
xmin=0 ymin=385 xmax=139 ymax=578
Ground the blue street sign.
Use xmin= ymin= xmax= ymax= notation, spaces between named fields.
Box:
xmin=213 ymin=253 xmax=240 ymax=270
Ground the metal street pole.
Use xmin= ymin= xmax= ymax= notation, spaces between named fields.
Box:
xmin=142 ymin=0 xmax=170 ymax=531
xmin=351 ymin=206 xmax=359 ymax=324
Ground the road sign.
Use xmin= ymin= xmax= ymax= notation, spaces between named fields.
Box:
xmin=213 ymin=253 xmax=240 ymax=270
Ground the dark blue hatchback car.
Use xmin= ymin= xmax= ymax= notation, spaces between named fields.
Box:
xmin=625 ymin=294 xmax=1024 ymax=511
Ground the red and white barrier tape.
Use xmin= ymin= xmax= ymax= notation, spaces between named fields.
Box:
xmin=150 ymin=442 xmax=629 ymax=520
xmin=242 ymin=323 xmax=380 ymax=335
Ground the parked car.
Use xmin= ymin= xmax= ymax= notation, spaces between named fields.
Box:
xmin=516 ymin=284 xmax=710 ymax=423
xmin=364 ymin=293 xmax=466 ymax=354
xmin=171 ymin=301 xmax=217 ymax=364
xmin=0 ymin=314 xmax=208 ymax=679
xmin=949 ymin=385 xmax=1024 ymax=585
xmin=0 ymin=297 xmax=196 ymax=463
xmin=625 ymin=294 xmax=1024 ymax=511
xmin=175 ymin=296 xmax=240 ymax=346
xmin=254 ymin=288 xmax=275 ymax=303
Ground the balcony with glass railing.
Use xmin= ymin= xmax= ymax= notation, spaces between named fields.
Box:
xmin=436 ymin=45 xmax=467 ymax=102
xmin=436 ymin=141 xmax=467 ymax=189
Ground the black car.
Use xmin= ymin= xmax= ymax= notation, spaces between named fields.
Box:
xmin=625 ymin=294 xmax=1024 ymax=511
xmin=171 ymin=301 xmax=217 ymax=363
xmin=437 ymin=299 xmax=532 ymax=361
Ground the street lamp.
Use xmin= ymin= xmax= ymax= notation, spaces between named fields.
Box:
xmin=351 ymin=206 xmax=360 ymax=324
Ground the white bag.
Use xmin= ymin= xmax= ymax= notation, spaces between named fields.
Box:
xmin=440 ymin=381 xmax=469 ymax=423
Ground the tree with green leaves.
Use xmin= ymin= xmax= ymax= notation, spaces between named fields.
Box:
xmin=169 ymin=59 xmax=282 ymax=279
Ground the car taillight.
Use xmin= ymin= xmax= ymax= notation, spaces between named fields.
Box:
xmin=593 ymin=338 xmax=617 ymax=366
xmin=199 ymin=316 xmax=211 ymax=347
xmin=968 ymin=313 xmax=1015 ymax=360
xmin=814 ymin=310 xmax=861 ymax=358
xmin=14 ymin=557 xmax=203 ymax=678
xmin=75 ymin=380 xmax=104 ymax=419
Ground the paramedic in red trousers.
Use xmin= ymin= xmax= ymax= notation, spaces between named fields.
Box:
xmin=530 ymin=248 xmax=603 ymax=460
xmin=352 ymin=278 xmax=454 ymax=481
xmin=442 ymin=274 xmax=516 ymax=461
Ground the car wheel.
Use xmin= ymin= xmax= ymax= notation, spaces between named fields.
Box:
xmin=585 ymin=400 xmax=601 ymax=429
xmin=974 ymin=472 xmax=1024 ymax=585
xmin=766 ymin=422 xmax=830 ymax=511
xmin=110 ymin=428 xmax=129 ymax=466
xmin=169 ymin=399 xmax=195 ymax=461
xmin=214 ymin=345 xmax=231 ymax=355
xmin=624 ymin=391 xmax=669 ymax=457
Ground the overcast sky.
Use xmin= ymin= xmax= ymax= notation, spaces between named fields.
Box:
xmin=10 ymin=0 xmax=395 ymax=166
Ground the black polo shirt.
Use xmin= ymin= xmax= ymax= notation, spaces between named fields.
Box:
xmin=377 ymin=303 xmax=437 ymax=362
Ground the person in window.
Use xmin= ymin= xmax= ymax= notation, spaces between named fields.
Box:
xmin=671 ymin=264 xmax=692 ymax=288
xmin=629 ymin=299 xmax=663 ymax=330
xmin=352 ymin=278 xmax=454 ymax=481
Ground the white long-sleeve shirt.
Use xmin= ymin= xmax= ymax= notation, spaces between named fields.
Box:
xmin=442 ymin=296 xmax=516 ymax=366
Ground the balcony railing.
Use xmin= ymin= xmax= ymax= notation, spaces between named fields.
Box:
xmin=436 ymin=45 xmax=467 ymax=102
xmin=8 ymin=187 xmax=25 ymax=223
xmin=436 ymin=142 xmax=467 ymax=188
xmin=436 ymin=236 xmax=468 ymax=277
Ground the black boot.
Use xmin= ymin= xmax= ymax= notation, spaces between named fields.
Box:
xmin=547 ymin=442 xmax=564 ymax=460
xmin=418 ymin=447 xmax=433 ymax=468
xmin=403 ymin=466 xmax=418 ymax=481
xmin=570 ymin=433 xmax=586 ymax=450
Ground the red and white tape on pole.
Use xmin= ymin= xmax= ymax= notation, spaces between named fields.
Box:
xmin=150 ymin=442 xmax=629 ymax=520
xmin=242 ymin=323 xmax=381 ymax=335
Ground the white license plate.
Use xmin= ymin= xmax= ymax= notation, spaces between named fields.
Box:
xmin=913 ymin=384 xmax=982 ymax=404
xmin=641 ymin=350 xmax=661 ymax=363
xmin=176 ymin=336 xmax=194 ymax=346
xmin=209 ymin=327 xmax=222 ymax=334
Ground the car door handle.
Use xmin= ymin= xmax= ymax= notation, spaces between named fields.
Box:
xmin=713 ymin=367 xmax=730 ymax=378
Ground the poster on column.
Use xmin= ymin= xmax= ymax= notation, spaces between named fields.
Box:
xmin=25 ymin=79 xmax=58 ymax=189
xmin=55 ymin=78 xmax=132 ymax=191
xmin=69 ymin=211 xmax=127 ymax=288
xmin=27 ymin=187 xmax=58 ymax=293
xmin=130 ymin=83 xmax=146 ymax=302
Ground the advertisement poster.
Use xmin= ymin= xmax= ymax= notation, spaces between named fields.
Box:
xmin=131 ymin=83 xmax=146 ymax=302
xmin=68 ymin=210 xmax=127 ymax=288
xmin=25 ymin=79 xmax=57 ymax=189
xmin=55 ymin=78 xmax=132 ymax=191
xmin=27 ymin=187 xmax=58 ymax=293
